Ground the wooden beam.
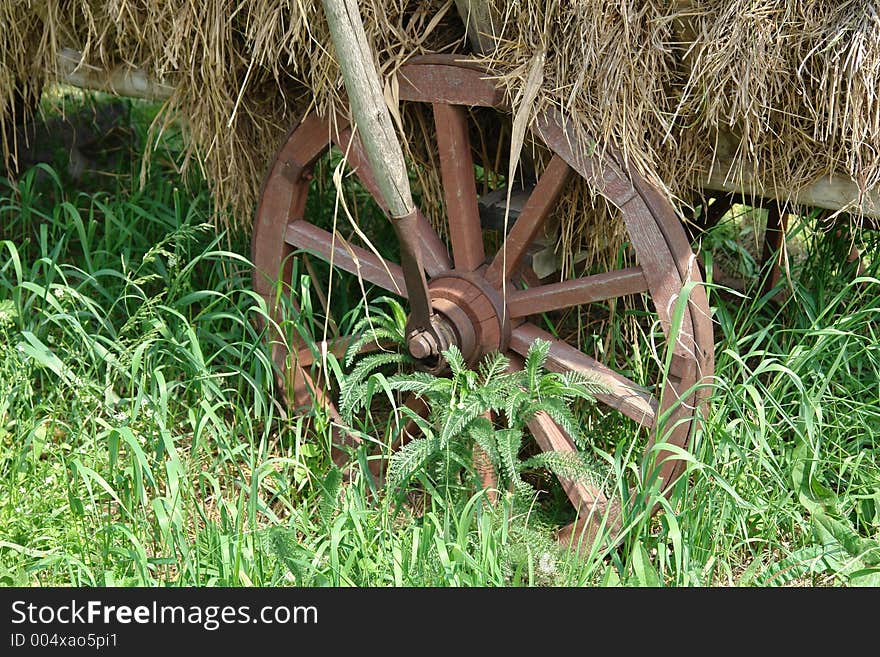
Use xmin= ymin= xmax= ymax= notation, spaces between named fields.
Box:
xmin=702 ymin=160 xmax=880 ymax=220
xmin=56 ymin=49 xmax=173 ymax=101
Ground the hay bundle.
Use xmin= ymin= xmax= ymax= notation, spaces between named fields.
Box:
xmin=1 ymin=0 xmax=462 ymax=223
xmin=676 ymin=1 xmax=880 ymax=209
xmin=479 ymin=1 xmax=880 ymax=216
xmin=2 ymin=1 xmax=879 ymax=241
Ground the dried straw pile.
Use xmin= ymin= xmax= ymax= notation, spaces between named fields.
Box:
xmin=1 ymin=0 xmax=464 ymax=223
xmin=2 ymin=1 xmax=879 ymax=241
xmin=481 ymin=1 xmax=880 ymax=213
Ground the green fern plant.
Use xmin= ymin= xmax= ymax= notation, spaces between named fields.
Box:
xmin=337 ymin=296 xmax=414 ymax=422
xmin=384 ymin=341 xmax=609 ymax=505
xmin=339 ymin=306 xmax=611 ymax=516
xmin=338 ymin=328 xmax=613 ymax=582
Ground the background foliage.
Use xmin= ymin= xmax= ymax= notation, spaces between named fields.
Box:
xmin=0 ymin=89 xmax=878 ymax=587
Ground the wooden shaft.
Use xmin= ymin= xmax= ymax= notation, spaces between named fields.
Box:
xmin=760 ymin=201 xmax=788 ymax=296
xmin=57 ymin=49 xmax=173 ymax=100
xmin=320 ymin=0 xmax=414 ymax=219
xmin=453 ymin=0 xmax=500 ymax=54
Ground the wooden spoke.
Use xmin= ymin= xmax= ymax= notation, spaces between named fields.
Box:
xmin=526 ymin=411 xmax=609 ymax=514
xmin=507 ymin=266 xmax=648 ymax=318
xmin=484 ymin=155 xmax=571 ymax=287
xmin=433 ymin=103 xmax=484 ymax=272
xmin=333 ymin=126 xmax=452 ymax=276
xmin=509 ymin=323 xmax=658 ymax=427
xmin=285 ymin=220 xmax=406 ymax=297
xmin=517 ymin=381 xmax=622 ymax=552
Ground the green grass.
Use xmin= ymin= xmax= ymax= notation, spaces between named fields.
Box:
xmin=0 ymin=92 xmax=878 ymax=586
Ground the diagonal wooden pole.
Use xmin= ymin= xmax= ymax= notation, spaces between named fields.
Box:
xmin=320 ymin=0 xmax=438 ymax=341
xmin=320 ymin=0 xmax=413 ymax=218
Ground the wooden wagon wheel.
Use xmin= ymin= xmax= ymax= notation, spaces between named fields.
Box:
xmin=252 ymin=56 xmax=715 ymax=551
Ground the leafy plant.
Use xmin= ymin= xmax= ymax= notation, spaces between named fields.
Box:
xmin=338 ymin=332 xmax=616 ymax=582
xmin=341 ymin=321 xmax=611 ymax=513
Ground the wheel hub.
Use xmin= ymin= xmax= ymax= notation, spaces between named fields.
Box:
xmin=405 ymin=272 xmax=508 ymax=365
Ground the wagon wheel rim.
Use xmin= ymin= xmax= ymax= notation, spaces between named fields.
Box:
xmin=252 ymin=55 xmax=714 ymax=551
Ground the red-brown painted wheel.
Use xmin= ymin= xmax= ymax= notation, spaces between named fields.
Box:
xmin=252 ymin=56 xmax=714 ymax=550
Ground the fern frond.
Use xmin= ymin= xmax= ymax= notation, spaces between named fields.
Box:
xmin=472 ymin=378 xmax=515 ymax=413
xmin=343 ymin=328 xmax=403 ymax=367
xmin=318 ymin=467 xmax=343 ymax=524
xmin=438 ymin=396 xmax=491 ymax=448
xmin=508 ymin=522 xmax=562 ymax=559
xmin=467 ymin=415 xmax=500 ymax=480
xmin=346 ymin=351 xmax=410 ymax=387
xmin=524 ymin=339 xmax=551 ymax=391
xmin=385 ymin=371 xmax=439 ymax=396
xmin=386 ymin=435 xmax=441 ymax=492
xmin=521 ymin=451 xmax=608 ymax=492
xmin=266 ymin=527 xmax=307 ymax=584
xmin=530 ymin=397 xmax=584 ymax=446
xmin=559 ymin=370 xmax=612 ymax=399
xmin=338 ymin=351 xmax=410 ymax=420
xmin=443 ymin=344 xmax=468 ymax=378
xmin=478 ymin=351 xmax=509 ymax=384
xmin=347 ymin=312 xmax=392 ymax=341
xmin=504 ymin=523 xmax=564 ymax=583
xmin=510 ymin=477 xmax=541 ymax=512
xmin=343 ymin=297 xmax=408 ymax=359
xmin=338 ymin=383 xmax=365 ymax=422
xmin=502 ymin=386 xmax=530 ymax=427
xmin=494 ymin=427 xmax=523 ymax=485
xmin=459 ymin=368 xmax=479 ymax=393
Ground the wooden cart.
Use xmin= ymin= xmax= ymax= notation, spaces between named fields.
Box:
xmin=28 ymin=1 xmax=879 ymax=551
